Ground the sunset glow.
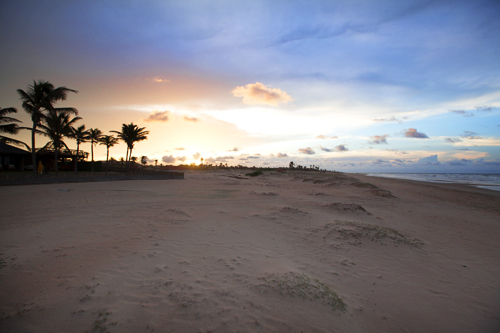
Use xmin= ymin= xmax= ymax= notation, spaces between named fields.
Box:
xmin=1 ymin=0 xmax=499 ymax=172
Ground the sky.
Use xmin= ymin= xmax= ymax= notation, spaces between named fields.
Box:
xmin=1 ymin=0 xmax=500 ymax=172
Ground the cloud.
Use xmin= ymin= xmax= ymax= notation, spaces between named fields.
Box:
xmin=247 ymin=156 xmax=260 ymax=159
xmin=298 ymin=147 xmax=315 ymax=155
xmin=403 ymin=128 xmax=428 ymax=138
xmin=228 ymin=147 xmax=239 ymax=152
xmin=446 ymin=159 xmax=472 ymax=166
xmin=386 ymin=149 xmax=408 ymax=155
xmin=206 ymin=156 xmax=234 ymax=163
xmin=162 ymin=155 xmax=176 ymax=163
xmin=475 ymin=105 xmax=495 ymax=112
xmin=144 ymin=110 xmax=170 ymax=122
xmin=316 ymin=135 xmax=338 ymax=140
xmin=445 ymin=138 xmax=462 ymax=143
xmin=151 ymin=77 xmax=170 ymax=83
xmin=369 ymin=134 xmax=389 ymax=144
xmin=276 ymin=153 xmax=288 ymax=158
xmin=334 ymin=145 xmax=348 ymax=152
xmin=231 ymin=82 xmax=293 ymax=107
xmin=177 ymin=156 xmax=187 ymax=162
xmin=417 ymin=154 xmax=440 ymax=165
xmin=372 ymin=159 xmax=388 ymax=164
xmin=320 ymin=144 xmax=348 ymax=152
xmin=174 ymin=147 xmax=186 ymax=150
xmin=372 ymin=116 xmax=408 ymax=123
xmin=183 ymin=116 xmax=199 ymax=122
xmin=192 ymin=153 xmax=201 ymax=160
xmin=460 ymin=131 xmax=482 ymax=140
xmin=454 ymin=148 xmax=469 ymax=151
xmin=450 ymin=110 xmax=474 ymax=117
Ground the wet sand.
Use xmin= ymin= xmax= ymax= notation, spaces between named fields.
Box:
xmin=1 ymin=170 xmax=499 ymax=332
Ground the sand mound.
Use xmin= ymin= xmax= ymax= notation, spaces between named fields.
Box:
xmin=350 ymin=181 xmax=379 ymax=189
xmin=368 ymin=189 xmax=397 ymax=198
xmin=279 ymin=207 xmax=308 ymax=214
xmin=310 ymin=220 xmax=424 ymax=248
xmin=322 ymin=202 xmax=371 ymax=215
xmin=255 ymin=272 xmax=346 ymax=312
xmin=250 ymin=191 xmax=278 ymax=196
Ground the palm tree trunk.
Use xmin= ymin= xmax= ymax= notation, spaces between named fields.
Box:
xmin=75 ymin=142 xmax=80 ymax=173
xmin=91 ymin=140 xmax=94 ymax=173
xmin=128 ymin=147 xmax=133 ymax=171
xmin=106 ymin=147 xmax=109 ymax=175
xmin=55 ymin=148 xmax=58 ymax=177
xmin=31 ymin=122 xmax=37 ymax=175
xmin=125 ymin=146 xmax=129 ymax=171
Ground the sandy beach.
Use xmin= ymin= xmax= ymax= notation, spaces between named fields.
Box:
xmin=1 ymin=170 xmax=499 ymax=332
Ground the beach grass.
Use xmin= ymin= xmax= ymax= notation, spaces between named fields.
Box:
xmin=257 ymin=272 xmax=346 ymax=311
xmin=333 ymin=220 xmax=424 ymax=248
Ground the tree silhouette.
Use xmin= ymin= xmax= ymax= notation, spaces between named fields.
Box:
xmin=88 ymin=128 xmax=102 ymax=172
xmin=17 ymin=80 xmax=77 ymax=175
xmin=38 ymin=112 xmax=81 ymax=176
xmin=69 ymin=125 xmax=90 ymax=173
xmin=111 ymin=123 xmax=149 ymax=171
xmin=0 ymin=107 xmax=29 ymax=149
xmin=99 ymin=134 xmax=119 ymax=174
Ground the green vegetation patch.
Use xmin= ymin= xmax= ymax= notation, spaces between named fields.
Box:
xmin=246 ymin=170 xmax=263 ymax=177
xmin=333 ymin=220 xmax=424 ymax=248
xmin=350 ymin=181 xmax=379 ymax=189
xmin=257 ymin=272 xmax=346 ymax=312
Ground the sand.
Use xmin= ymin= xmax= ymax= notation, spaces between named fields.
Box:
xmin=1 ymin=170 xmax=499 ymax=332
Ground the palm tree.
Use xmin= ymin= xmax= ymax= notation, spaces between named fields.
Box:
xmin=38 ymin=112 xmax=81 ymax=176
xmin=0 ymin=107 xmax=29 ymax=149
xmin=17 ymin=80 xmax=78 ymax=174
xmin=99 ymin=134 xmax=119 ymax=174
xmin=88 ymin=128 xmax=102 ymax=172
xmin=111 ymin=123 xmax=149 ymax=171
xmin=69 ymin=125 xmax=90 ymax=173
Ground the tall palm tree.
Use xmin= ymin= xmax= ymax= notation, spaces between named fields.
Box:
xmin=38 ymin=112 xmax=81 ymax=176
xmin=0 ymin=107 xmax=29 ymax=149
xmin=17 ymin=80 xmax=78 ymax=174
xmin=99 ymin=134 xmax=119 ymax=174
xmin=88 ymin=128 xmax=102 ymax=172
xmin=111 ymin=123 xmax=149 ymax=171
xmin=69 ymin=125 xmax=90 ymax=173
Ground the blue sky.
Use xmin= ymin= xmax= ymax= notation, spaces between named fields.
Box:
xmin=1 ymin=0 xmax=499 ymax=172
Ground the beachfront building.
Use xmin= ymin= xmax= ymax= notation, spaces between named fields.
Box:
xmin=35 ymin=142 xmax=89 ymax=172
xmin=0 ymin=142 xmax=31 ymax=171
xmin=0 ymin=142 xmax=89 ymax=172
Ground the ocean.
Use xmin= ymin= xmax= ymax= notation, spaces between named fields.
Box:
xmin=365 ymin=173 xmax=500 ymax=192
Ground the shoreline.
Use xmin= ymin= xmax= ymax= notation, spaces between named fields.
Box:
xmin=359 ymin=172 xmax=500 ymax=197
xmin=1 ymin=170 xmax=499 ymax=332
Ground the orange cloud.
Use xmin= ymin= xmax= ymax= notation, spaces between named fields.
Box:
xmin=152 ymin=77 xmax=170 ymax=83
xmin=231 ymin=82 xmax=293 ymax=107
xmin=144 ymin=110 xmax=171 ymax=122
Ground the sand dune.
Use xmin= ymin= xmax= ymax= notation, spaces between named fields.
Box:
xmin=1 ymin=170 xmax=499 ymax=332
